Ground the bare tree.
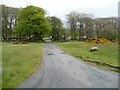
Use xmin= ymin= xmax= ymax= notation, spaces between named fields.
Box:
xmin=66 ymin=11 xmax=94 ymax=40
xmin=1 ymin=5 xmax=19 ymax=41
xmin=66 ymin=11 xmax=79 ymax=40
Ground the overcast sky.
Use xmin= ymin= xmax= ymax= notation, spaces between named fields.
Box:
xmin=0 ymin=0 xmax=119 ymax=21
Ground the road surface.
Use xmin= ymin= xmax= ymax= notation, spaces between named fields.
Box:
xmin=18 ymin=44 xmax=118 ymax=88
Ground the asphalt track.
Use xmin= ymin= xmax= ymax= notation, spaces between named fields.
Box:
xmin=18 ymin=44 xmax=118 ymax=88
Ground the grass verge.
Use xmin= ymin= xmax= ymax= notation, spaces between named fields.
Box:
xmin=55 ymin=41 xmax=119 ymax=73
xmin=2 ymin=42 xmax=44 ymax=88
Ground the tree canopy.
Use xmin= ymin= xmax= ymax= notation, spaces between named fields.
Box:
xmin=66 ymin=11 xmax=118 ymax=41
xmin=1 ymin=5 xmax=118 ymax=42
xmin=47 ymin=16 xmax=65 ymax=41
xmin=66 ymin=11 xmax=94 ymax=40
xmin=16 ymin=5 xmax=51 ymax=41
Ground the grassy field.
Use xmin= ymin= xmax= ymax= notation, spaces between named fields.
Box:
xmin=2 ymin=42 xmax=44 ymax=88
xmin=55 ymin=41 xmax=119 ymax=72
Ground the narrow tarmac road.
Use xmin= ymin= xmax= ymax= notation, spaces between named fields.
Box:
xmin=19 ymin=44 xmax=118 ymax=88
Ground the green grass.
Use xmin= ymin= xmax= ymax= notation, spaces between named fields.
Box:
xmin=2 ymin=42 xmax=44 ymax=88
xmin=55 ymin=41 xmax=119 ymax=72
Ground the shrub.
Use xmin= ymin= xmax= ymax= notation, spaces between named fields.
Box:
xmin=87 ymin=38 xmax=112 ymax=44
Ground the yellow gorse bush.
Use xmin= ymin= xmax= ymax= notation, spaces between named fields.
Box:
xmin=87 ymin=38 xmax=112 ymax=44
